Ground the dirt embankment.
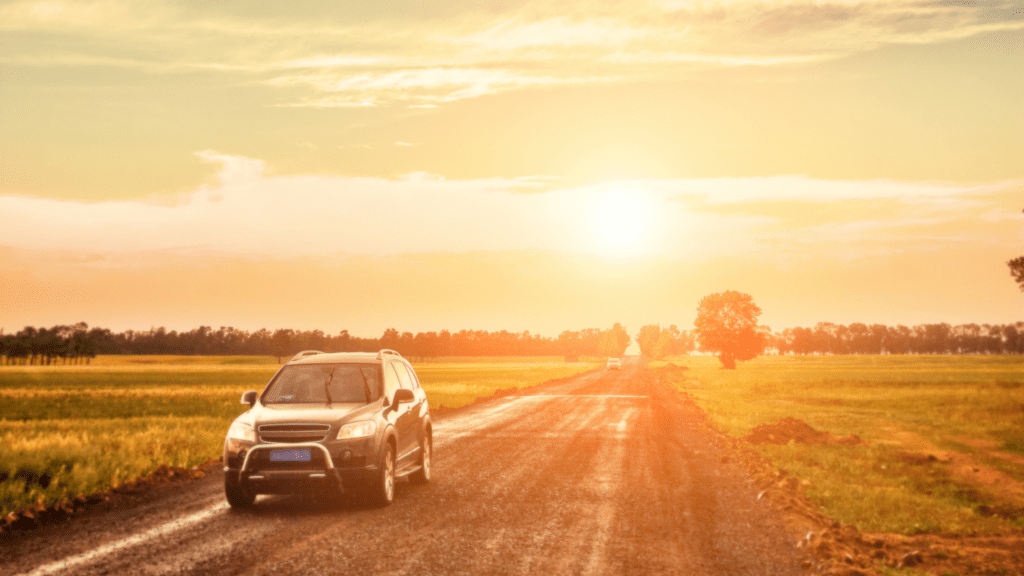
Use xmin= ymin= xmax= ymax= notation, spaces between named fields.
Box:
xmin=0 ymin=460 xmax=218 ymax=540
xmin=654 ymin=364 xmax=1024 ymax=576
xmin=745 ymin=417 xmax=866 ymax=447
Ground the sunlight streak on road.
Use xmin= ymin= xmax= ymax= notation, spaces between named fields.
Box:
xmin=20 ymin=503 xmax=230 ymax=576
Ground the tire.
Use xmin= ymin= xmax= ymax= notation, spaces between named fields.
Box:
xmin=409 ymin=435 xmax=431 ymax=484
xmin=367 ymin=443 xmax=396 ymax=506
xmin=225 ymin=481 xmax=255 ymax=509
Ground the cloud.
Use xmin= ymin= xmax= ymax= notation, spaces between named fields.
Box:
xmin=445 ymin=18 xmax=653 ymax=51
xmin=659 ymin=175 xmax=1018 ymax=204
xmin=4 ymin=0 xmax=1019 ymax=107
xmin=0 ymin=153 xmax=1017 ymax=260
xmin=600 ymin=51 xmax=826 ymax=66
xmin=268 ymin=67 xmax=599 ymax=103
xmin=279 ymin=55 xmax=400 ymax=68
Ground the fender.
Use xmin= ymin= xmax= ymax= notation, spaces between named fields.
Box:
xmin=380 ymin=424 xmax=398 ymax=457
xmin=422 ymin=416 xmax=432 ymax=444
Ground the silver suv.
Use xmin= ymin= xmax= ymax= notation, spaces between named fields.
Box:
xmin=223 ymin=349 xmax=432 ymax=508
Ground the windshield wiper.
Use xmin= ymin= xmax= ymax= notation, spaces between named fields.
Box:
xmin=360 ymin=369 xmax=373 ymax=403
xmin=323 ymin=367 xmax=335 ymax=406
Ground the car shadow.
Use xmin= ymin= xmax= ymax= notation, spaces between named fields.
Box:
xmin=231 ymin=481 xmax=424 ymax=516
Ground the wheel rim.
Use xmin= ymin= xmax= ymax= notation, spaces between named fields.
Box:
xmin=422 ymin=440 xmax=431 ymax=480
xmin=384 ymin=449 xmax=395 ymax=501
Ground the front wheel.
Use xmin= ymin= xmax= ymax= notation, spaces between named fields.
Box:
xmin=410 ymin=436 xmax=431 ymax=484
xmin=225 ymin=481 xmax=255 ymax=509
xmin=367 ymin=443 xmax=396 ymax=506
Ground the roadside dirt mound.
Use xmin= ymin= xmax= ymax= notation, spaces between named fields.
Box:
xmin=745 ymin=417 xmax=866 ymax=446
xmin=655 ymin=363 xmax=690 ymax=375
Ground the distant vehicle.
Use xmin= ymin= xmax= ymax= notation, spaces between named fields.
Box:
xmin=606 ymin=358 xmax=621 ymax=370
xmin=223 ymin=349 xmax=432 ymax=508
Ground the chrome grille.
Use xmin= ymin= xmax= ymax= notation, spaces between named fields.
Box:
xmin=258 ymin=423 xmax=330 ymax=443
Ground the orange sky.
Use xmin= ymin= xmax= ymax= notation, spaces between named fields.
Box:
xmin=1 ymin=0 xmax=1022 ymax=336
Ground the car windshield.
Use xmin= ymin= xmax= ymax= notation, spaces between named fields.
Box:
xmin=262 ymin=364 xmax=381 ymax=404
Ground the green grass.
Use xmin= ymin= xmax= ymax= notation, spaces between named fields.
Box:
xmin=653 ymin=354 xmax=1024 ymax=535
xmin=0 ymin=355 xmax=597 ymax=515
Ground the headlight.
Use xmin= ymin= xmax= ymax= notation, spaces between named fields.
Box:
xmin=337 ymin=420 xmax=376 ymax=440
xmin=227 ymin=421 xmax=255 ymax=442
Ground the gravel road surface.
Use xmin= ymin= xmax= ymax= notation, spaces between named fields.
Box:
xmin=1 ymin=359 xmax=803 ymax=575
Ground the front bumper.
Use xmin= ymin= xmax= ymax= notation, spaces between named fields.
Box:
xmin=225 ymin=441 xmax=378 ymax=494
xmin=233 ymin=442 xmax=342 ymax=494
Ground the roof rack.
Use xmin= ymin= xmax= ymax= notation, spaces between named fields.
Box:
xmin=376 ymin=349 xmax=402 ymax=360
xmin=290 ymin=350 xmax=324 ymax=362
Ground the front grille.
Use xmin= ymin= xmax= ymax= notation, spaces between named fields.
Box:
xmin=260 ymin=434 xmax=328 ymax=443
xmin=258 ymin=423 xmax=330 ymax=443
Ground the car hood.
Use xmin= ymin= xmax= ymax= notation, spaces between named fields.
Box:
xmin=252 ymin=402 xmax=372 ymax=427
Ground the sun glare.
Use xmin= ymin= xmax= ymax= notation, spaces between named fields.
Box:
xmin=589 ymin=190 xmax=654 ymax=256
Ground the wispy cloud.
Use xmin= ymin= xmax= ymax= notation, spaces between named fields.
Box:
xmin=445 ymin=18 xmax=653 ymax=51
xmin=268 ymin=67 xmax=600 ymax=103
xmin=3 ymin=0 xmax=1019 ymax=106
xmin=0 ymin=152 xmax=1017 ymax=259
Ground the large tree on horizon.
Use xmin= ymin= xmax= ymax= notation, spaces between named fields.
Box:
xmin=598 ymin=323 xmax=631 ymax=357
xmin=693 ymin=290 xmax=764 ymax=369
xmin=1008 ymin=256 xmax=1024 ymax=292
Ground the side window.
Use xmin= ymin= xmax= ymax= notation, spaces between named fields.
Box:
xmin=384 ymin=363 xmax=400 ymax=400
xmin=392 ymin=362 xmax=414 ymax=390
xmin=406 ymin=364 xmax=422 ymax=389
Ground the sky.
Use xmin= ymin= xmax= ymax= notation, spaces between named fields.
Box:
xmin=1 ymin=0 xmax=1022 ymax=338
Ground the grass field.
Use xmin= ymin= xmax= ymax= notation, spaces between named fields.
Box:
xmin=0 ymin=355 xmax=597 ymax=516
xmin=653 ymin=355 xmax=1024 ymax=536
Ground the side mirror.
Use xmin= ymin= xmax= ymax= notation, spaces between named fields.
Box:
xmin=393 ymin=389 xmax=415 ymax=404
xmin=240 ymin=390 xmax=258 ymax=407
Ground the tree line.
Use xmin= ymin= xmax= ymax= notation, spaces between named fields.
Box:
xmin=2 ymin=318 xmax=1020 ymax=366
xmin=635 ymin=320 xmax=1024 ymax=360
xmin=769 ymin=322 xmax=1024 ymax=355
xmin=0 ymin=323 xmax=632 ymax=365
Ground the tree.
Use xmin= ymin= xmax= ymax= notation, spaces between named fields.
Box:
xmin=271 ymin=329 xmax=294 ymax=363
xmin=693 ymin=290 xmax=764 ymax=369
xmin=598 ymin=323 xmax=631 ymax=357
xmin=635 ymin=325 xmax=663 ymax=358
xmin=1009 ymin=256 xmax=1024 ymax=292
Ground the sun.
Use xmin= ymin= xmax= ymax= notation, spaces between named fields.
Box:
xmin=589 ymin=189 xmax=655 ymax=256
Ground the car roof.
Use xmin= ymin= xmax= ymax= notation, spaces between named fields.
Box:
xmin=289 ymin=352 xmax=387 ymax=365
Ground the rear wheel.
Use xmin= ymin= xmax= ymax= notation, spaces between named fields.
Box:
xmin=410 ymin=436 xmax=431 ymax=484
xmin=367 ymin=443 xmax=396 ymax=506
xmin=225 ymin=481 xmax=255 ymax=509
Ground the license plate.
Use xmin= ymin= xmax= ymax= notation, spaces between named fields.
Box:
xmin=270 ymin=448 xmax=311 ymax=462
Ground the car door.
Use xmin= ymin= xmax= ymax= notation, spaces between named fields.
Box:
xmin=405 ymin=362 xmax=428 ymax=416
xmin=383 ymin=362 xmax=405 ymax=450
xmin=390 ymin=361 xmax=419 ymax=461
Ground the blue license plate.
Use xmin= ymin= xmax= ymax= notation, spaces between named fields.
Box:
xmin=270 ymin=448 xmax=311 ymax=462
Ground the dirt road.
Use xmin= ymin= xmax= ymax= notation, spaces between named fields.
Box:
xmin=1 ymin=360 xmax=803 ymax=575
